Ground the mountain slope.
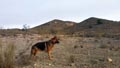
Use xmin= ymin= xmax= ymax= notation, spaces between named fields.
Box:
xmin=67 ymin=17 xmax=120 ymax=36
xmin=31 ymin=19 xmax=76 ymax=34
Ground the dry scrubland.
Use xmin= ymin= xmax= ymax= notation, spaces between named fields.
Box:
xmin=0 ymin=35 xmax=120 ymax=68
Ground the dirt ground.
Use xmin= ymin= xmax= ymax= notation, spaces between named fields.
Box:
xmin=0 ymin=36 xmax=120 ymax=68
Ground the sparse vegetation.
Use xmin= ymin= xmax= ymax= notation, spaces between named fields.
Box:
xmin=96 ymin=19 xmax=103 ymax=25
xmin=0 ymin=36 xmax=119 ymax=68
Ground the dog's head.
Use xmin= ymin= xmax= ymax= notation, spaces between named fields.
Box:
xmin=51 ymin=36 xmax=60 ymax=44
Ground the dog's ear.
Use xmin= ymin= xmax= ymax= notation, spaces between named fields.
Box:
xmin=51 ymin=36 xmax=57 ymax=40
xmin=51 ymin=36 xmax=61 ymax=41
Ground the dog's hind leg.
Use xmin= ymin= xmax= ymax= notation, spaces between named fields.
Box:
xmin=31 ymin=47 xmax=37 ymax=60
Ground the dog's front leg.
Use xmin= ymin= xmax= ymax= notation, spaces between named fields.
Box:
xmin=48 ymin=51 xmax=52 ymax=60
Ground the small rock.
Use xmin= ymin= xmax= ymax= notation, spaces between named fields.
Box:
xmin=32 ymin=63 xmax=37 ymax=68
xmin=48 ymin=63 xmax=52 ymax=66
xmin=107 ymin=57 xmax=112 ymax=63
xmin=34 ymin=63 xmax=37 ymax=66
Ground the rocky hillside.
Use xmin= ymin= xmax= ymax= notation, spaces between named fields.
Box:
xmin=66 ymin=17 xmax=120 ymax=37
xmin=31 ymin=19 xmax=76 ymax=34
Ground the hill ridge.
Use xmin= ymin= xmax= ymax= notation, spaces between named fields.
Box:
xmin=0 ymin=17 xmax=120 ymax=36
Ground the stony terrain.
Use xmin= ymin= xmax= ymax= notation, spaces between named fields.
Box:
xmin=0 ymin=35 xmax=120 ymax=68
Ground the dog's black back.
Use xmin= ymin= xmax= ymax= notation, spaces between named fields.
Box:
xmin=34 ymin=42 xmax=46 ymax=51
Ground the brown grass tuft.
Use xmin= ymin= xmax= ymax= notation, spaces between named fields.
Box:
xmin=0 ymin=40 xmax=15 ymax=68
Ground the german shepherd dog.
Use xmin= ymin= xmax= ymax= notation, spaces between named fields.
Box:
xmin=31 ymin=36 xmax=59 ymax=60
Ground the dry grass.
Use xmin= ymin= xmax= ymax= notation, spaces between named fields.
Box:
xmin=0 ymin=40 xmax=15 ymax=68
xmin=0 ymin=39 xmax=3 ymax=68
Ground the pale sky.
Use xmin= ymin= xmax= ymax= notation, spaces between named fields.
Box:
xmin=0 ymin=0 xmax=120 ymax=29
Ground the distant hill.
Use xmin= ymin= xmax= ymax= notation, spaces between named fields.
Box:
xmin=0 ymin=17 xmax=120 ymax=38
xmin=30 ymin=19 xmax=76 ymax=34
xmin=67 ymin=17 xmax=120 ymax=37
xmin=30 ymin=17 xmax=120 ymax=36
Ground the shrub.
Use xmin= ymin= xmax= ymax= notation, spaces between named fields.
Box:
xmin=69 ymin=55 xmax=75 ymax=63
xmin=96 ymin=19 xmax=103 ymax=25
xmin=99 ymin=44 xmax=108 ymax=49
